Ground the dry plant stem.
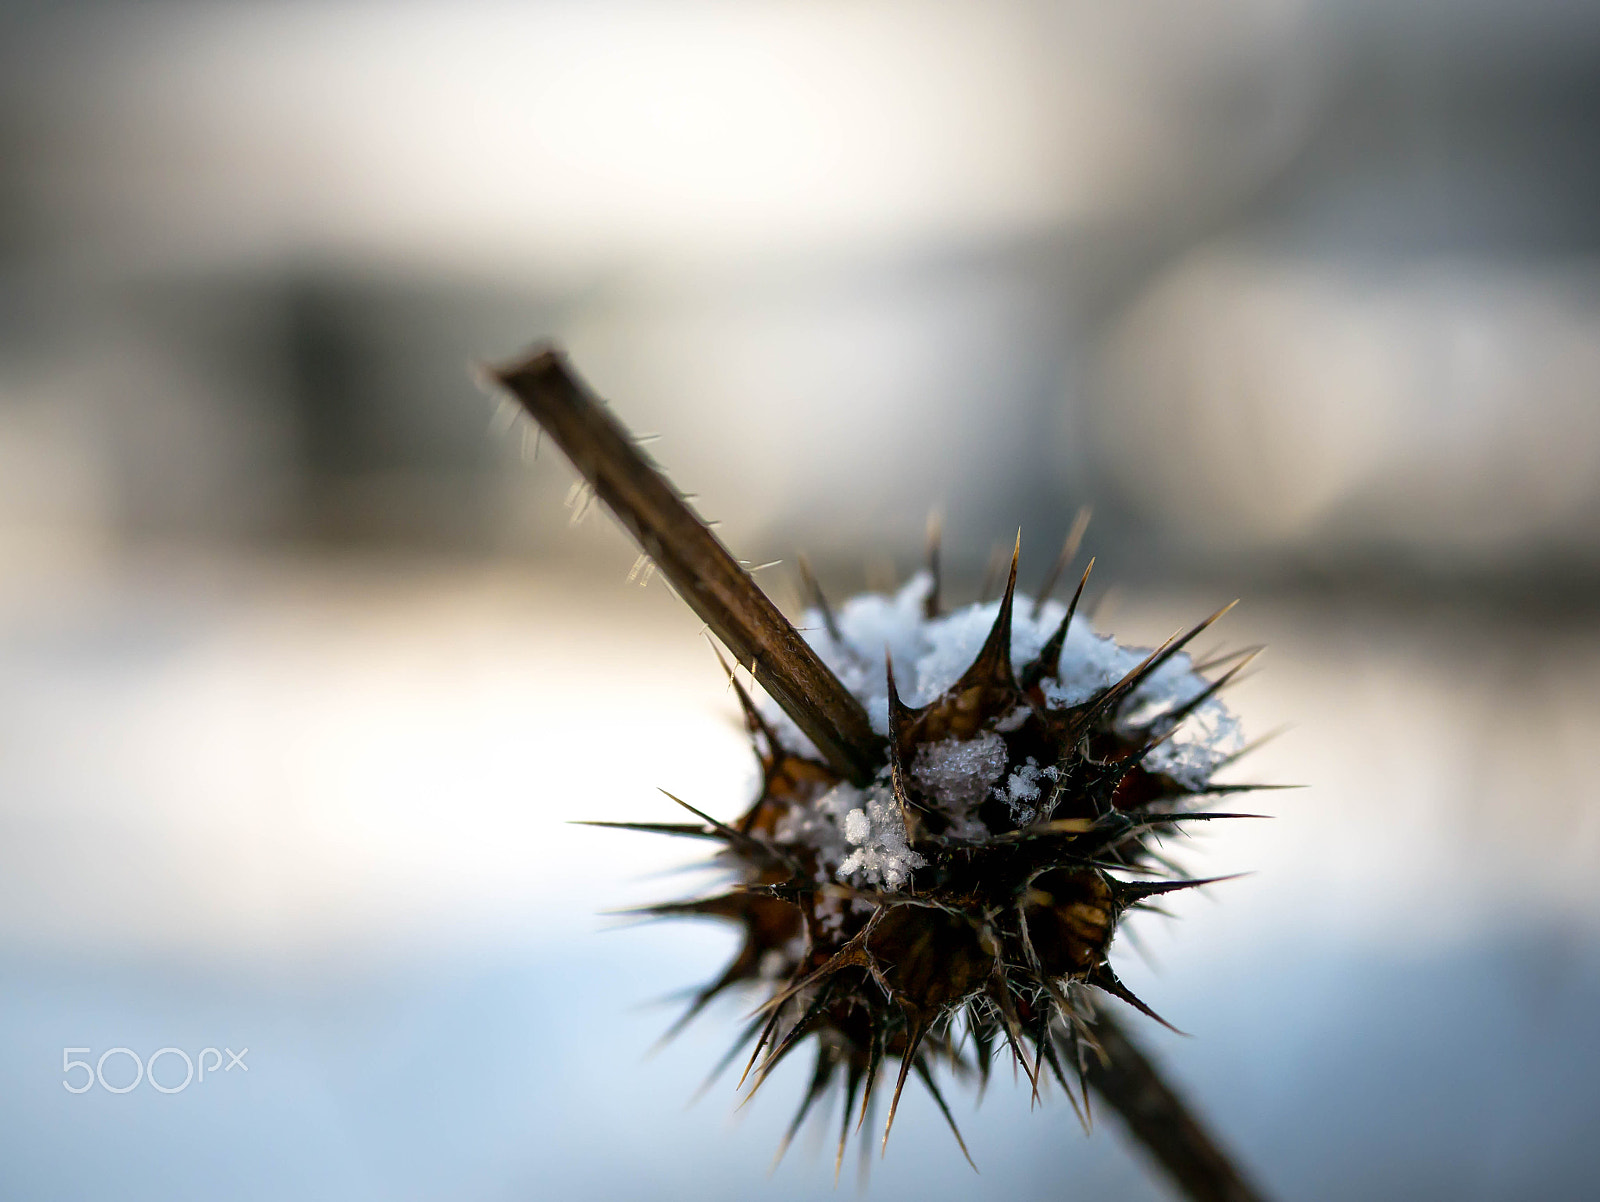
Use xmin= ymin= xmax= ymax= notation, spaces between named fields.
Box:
xmin=492 ymin=346 xmax=881 ymax=786
xmin=1085 ymin=1011 xmax=1268 ymax=1202
xmin=494 ymin=345 xmax=1267 ymax=1202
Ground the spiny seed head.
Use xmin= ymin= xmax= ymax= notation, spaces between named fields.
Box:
xmin=493 ymin=351 xmax=1266 ymax=1192
xmin=619 ymin=541 xmax=1256 ymax=1169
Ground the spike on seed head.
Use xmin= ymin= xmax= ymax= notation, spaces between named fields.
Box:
xmin=1023 ymin=556 xmax=1094 ymax=690
xmin=491 ymin=348 xmax=1271 ymax=1199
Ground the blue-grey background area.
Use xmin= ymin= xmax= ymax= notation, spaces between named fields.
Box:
xmin=4 ymin=926 xmax=1598 ymax=1202
xmin=2 ymin=0 xmax=1599 ymax=1198
xmin=6 ymin=922 xmax=1600 ymax=1199
xmin=0 ymin=562 xmax=1596 ymax=1200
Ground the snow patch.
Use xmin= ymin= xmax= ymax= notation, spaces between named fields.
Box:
xmin=774 ymin=776 xmax=926 ymax=892
xmin=836 ymin=785 xmax=926 ymax=891
xmin=758 ymin=572 xmax=1245 ymax=860
xmin=994 ymin=757 xmax=1059 ymax=826
xmin=910 ymin=732 xmax=1009 ymax=810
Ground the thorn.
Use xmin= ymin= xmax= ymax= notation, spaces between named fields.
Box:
xmin=1028 ymin=999 xmax=1051 ymax=1110
xmin=836 ymin=1058 xmax=865 ymax=1184
xmin=1087 ymin=963 xmax=1187 ymax=1035
xmin=881 ymin=1018 xmax=929 ymax=1155
xmin=1191 ymin=644 xmax=1265 ymax=674
xmin=709 ymin=641 xmax=781 ymax=768
xmin=745 ymin=977 xmax=840 ymax=1097
xmin=571 ymin=819 xmax=728 ymax=840
xmin=1073 ymin=632 xmax=1180 ymax=733
xmin=1211 ymin=724 xmax=1291 ymax=769
xmin=967 ymin=1002 xmax=994 ymax=1100
xmin=956 ymin=533 xmax=1021 ymax=694
xmin=797 ymin=553 xmax=843 ymax=645
xmin=1031 ymin=506 xmax=1092 ymax=620
xmin=1076 ymin=600 xmax=1242 ymax=738
xmin=987 ymin=816 xmax=1094 ymax=844
xmin=856 ymin=1021 xmax=885 ymax=1134
xmin=883 ymin=655 xmax=924 ymax=830
xmin=751 ymin=909 xmax=885 ymax=1021
xmin=737 ymin=1008 xmax=785 ymax=1091
xmin=987 ymin=979 xmax=1039 ymax=1091
xmin=1123 ymin=600 xmax=1240 ymax=698
xmin=649 ymin=963 xmax=745 ymax=1055
xmin=1111 ymin=872 xmax=1251 ymax=906
xmin=689 ymin=1015 xmax=766 ymax=1106
xmin=857 ymin=1080 xmax=879 ymax=1187
xmin=627 ymin=552 xmax=656 ymax=585
xmin=1038 ymin=1022 xmax=1090 ymax=1133
xmin=488 ymin=396 xmax=520 ymax=437
xmin=1128 ymin=902 xmax=1178 ymax=919
xmin=1022 ymin=557 xmax=1093 ymax=688
xmin=925 ymin=510 xmax=943 ymax=620
xmin=607 ymin=892 xmax=752 ymax=919
xmin=771 ymin=1044 xmax=835 ymax=1173
xmin=1191 ymin=783 xmax=1303 ymax=796
xmin=1143 ymin=650 xmax=1262 ymax=735
xmin=1001 ymin=530 xmax=1021 ymax=625
xmin=912 ymin=1058 xmax=978 ymax=1171
xmin=656 ymin=789 xmax=778 ymax=864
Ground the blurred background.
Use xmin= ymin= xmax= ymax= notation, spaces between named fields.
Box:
xmin=1 ymin=0 xmax=1598 ymax=1198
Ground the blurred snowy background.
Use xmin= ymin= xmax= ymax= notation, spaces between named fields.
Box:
xmin=1 ymin=1 xmax=1598 ymax=1198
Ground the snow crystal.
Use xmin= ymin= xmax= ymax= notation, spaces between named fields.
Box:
xmin=772 ymin=783 xmax=852 ymax=871
xmin=774 ymin=776 xmax=926 ymax=892
xmin=994 ymin=757 xmax=1059 ymax=826
xmin=911 ymin=732 xmax=1009 ymax=810
xmin=836 ymin=785 xmax=926 ymax=891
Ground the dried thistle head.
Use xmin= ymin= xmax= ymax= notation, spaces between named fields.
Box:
xmin=493 ymin=349 xmax=1269 ymax=1195
xmin=609 ymin=540 xmax=1256 ymax=1170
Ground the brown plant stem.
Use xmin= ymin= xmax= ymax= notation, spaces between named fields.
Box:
xmin=490 ymin=344 xmax=1269 ymax=1202
xmin=1085 ymin=1009 xmax=1269 ymax=1202
xmin=490 ymin=346 xmax=880 ymax=786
